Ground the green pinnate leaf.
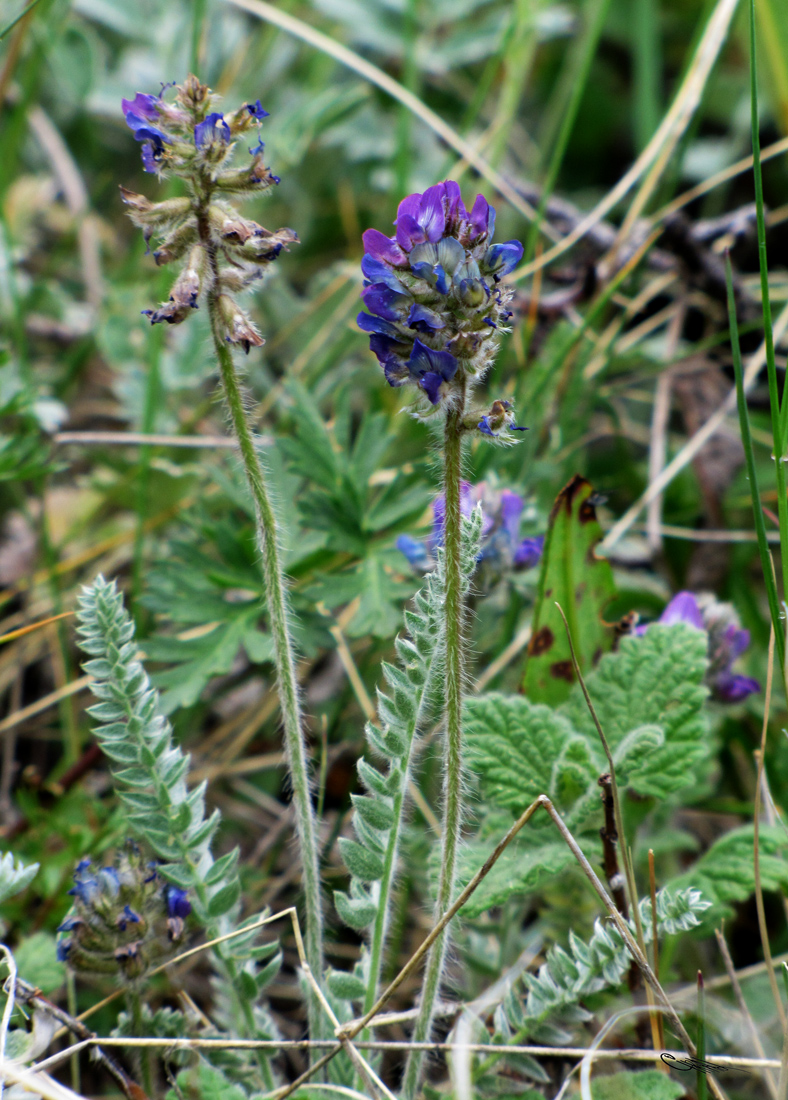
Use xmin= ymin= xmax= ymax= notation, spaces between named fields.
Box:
xmin=339 ymin=839 xmax=384 ymax=881
xmin=327 ymin=970 xmax=368 ymax=1001
xmin=334 ymin=890 xmax=378 ymax=930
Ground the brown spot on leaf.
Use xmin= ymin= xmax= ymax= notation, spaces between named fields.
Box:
xmin=529 ymin=626 xmax=555 ymax=656
xmin=578 ymin=499 xmax=597 ymax=524
xmin=550 ymin=660 xmax=575 ymax=682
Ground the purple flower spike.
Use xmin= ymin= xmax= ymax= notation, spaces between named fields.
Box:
xmin=660 ymin=592 xmax=704 ymax=631
xmin=361 ymin=282 xmax=411 ymax=321
xmin=122 ymin=93 xmax=161 ymax=122
xmin=194 ymin=112 xmax=231 ymax=147
xmin=514 ymin=535 xmax=544 ymax=570
xmin=362 ymin=229 xmax=407 ymax=266
xmin=164 ymin=885 xmax=191 ymax=919
xmin=245 ymin=100 xmax=269 ymax=121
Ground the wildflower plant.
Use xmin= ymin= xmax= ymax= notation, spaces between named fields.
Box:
xmin=353 ymin=183 xmax=524 ymax=1099
xmin=120 ymin=75 xmax=323 ymax=1040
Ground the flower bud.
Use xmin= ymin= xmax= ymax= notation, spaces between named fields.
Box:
xmin=218 ymin=294 xmax=264 ymax=353
xmin=56 ymin=847 xmax=190 ymax=984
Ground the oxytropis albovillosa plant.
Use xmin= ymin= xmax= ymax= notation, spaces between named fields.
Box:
xmin=355 ymin=183 xmax=524 ymax=1098
xmin=120 ymin=76 xmax=323 ymax=1037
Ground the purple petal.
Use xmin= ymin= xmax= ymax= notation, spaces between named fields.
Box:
xmin=361 ymin=254 xmax=408 ymax=291
xmin=500 ymin=490 xmax=524 ymax=541
xmin=396 ymin=212 xmax=427 ymax=251
xmin=418 ymin=184 xmax=447 ymax=241
xmin=406 ymin=338 xmax=458 ymax=383
xmin=478 ymin=416 xmax=495 ymax=436
xmin=164 ymin=885 xmax=192 ymax=919
xmin=714 ymin=672 xmax=760 ymax=703
xmin=514 ymin=535 xmax=544 ymax=570
xmin=194 ymin=112 xmax=231 ymax=147
xmin=660 ymin=592 xmax=704 ymax=630
xmin=383 ymin=358 xmax=410 ymax=387
xmin=407 ymin=302 xmax=445 ymax=334
xmin=469 ymin=194 xmax=495 ymax=240
xmin=245 ymin=100 xmax=269 ymax=120
xmin=396 ymin=193 xmax=422 ymax=222
xmin=444 ymin=180 xmax=467 ymax=224
xmin=419 ymin=371 xmax=444 ymax=404
xmin=140 ymin=142 xmax=159 ymax=173
xmin=724 ymin=622 xmax=750 ymax=661
xmin=361 ymin=282 xmax=411 ymax=321
xmin=122 ymin=93 xmax=160 ymax=121
xmin=357 ymin=311 xmax=401 ymax=337
xmin=396 ymin=535 xmax=431 ymax=570
xmin=362 ymin=229 xmax=407 ymax=266
xmin=484 ymin=240 xmax=524 ymax=276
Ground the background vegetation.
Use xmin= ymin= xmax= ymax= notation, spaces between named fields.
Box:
xmin=2 ymin=0 xmax=788 ymax=1096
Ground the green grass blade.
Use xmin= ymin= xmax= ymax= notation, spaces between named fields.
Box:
xmin=0 ymin=0 xmax=42 ymax=42
xmin=750 ymin=0 xmax=783 ymax=450
xmin=632 ymin=0 xmax=661 ymax=152
xmin=524 ymin=0 xmax=612 ymax=264
xmin=726 ymin=252 xmax=786 ymax=675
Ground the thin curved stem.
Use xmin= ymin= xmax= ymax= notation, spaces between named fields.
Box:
xmin=402 ymin=409 xmax=465 ymax=1100
xmin=197 ymin=197 xmax=324 ymax=1043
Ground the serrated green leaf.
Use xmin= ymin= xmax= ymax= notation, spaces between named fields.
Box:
xmin=464 ymin=693 xmax=579 ymax=814
xmin=522 ymin=476 xmax=616 ymax=705
xmin=12 ymin=932 xmax=64 ymax=993
xmin=561 ymin=624 xmax=710 ymax=799
xmin=454 ymin=837 xmax=578 ymax=918
xmin=668 ymin=824 xmax=788 ymax=919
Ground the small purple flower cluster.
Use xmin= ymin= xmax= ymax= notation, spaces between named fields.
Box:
xmin=121 ymin=85 xmax=269 ymax=177
xmin=397 ymin=482 xmax=543 ymax=580
xmin=637 ymin=591 xmax=759 ymax=703
xmin=56 ymin=847 xmax=191 ymax=981
xmin=359 ymin=181 xmax=524 ymax=431
xmin=120 ymin=76 xmax=296 ymax=352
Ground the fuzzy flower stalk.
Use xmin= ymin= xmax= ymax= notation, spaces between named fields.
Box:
xmin=359 ymin=182 xmax=524 ymax=1098
xmin=120 ymin=76 xmax=324 ymax=1033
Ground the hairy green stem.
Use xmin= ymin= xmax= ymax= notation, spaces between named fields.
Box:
xmin=402 ymin=408 xmax=465 ymax=1100
xmin=198 ymin=197 xmax=324 ymax=1040
xmin=362 ymin=651 xmax=441 ymax=1025
xmin=126 ymin=986 xmax=153 ymax=1097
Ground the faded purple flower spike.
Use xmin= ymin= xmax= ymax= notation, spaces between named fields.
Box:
xmin=121 ymin=76 xmax=297 ymax=336
xmin=359 ymin=181 xmax=524 ymax=433
xmin=637 ymin=591 xmax=759 ymax=703
xmin=398 ymin=482 xmax=543 ymax=582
